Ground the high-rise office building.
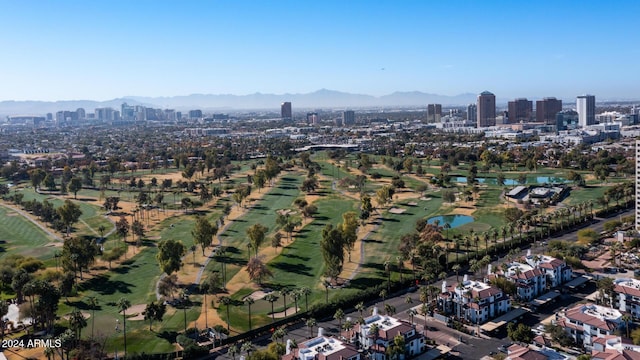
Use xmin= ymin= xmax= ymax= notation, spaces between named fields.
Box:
xmin=76 ymin=108 xmax=86 ymax=119
xmin=576 ymin=95 xmax=596 ymax=127
xmin=281 ymin=102 xmax=292 ymax=121
xmin=477 ymin=91 xmax=496 ymax=127
xmin=306 ymin=112 xmax=319 ymax=125
xmin=536 ymin=97 xmax=563 ymax=125
xmin=342 ymin=110 xmax=355 ymax=126
xmin=507 ymin=98 xmax=533 ymax=124
xmin=636 ymin=140 xmax=640 ymax=231
xmin=189 ymin=110 xmax=203 ymax=120
xmin=466 ymin=104 xmax=477 ymax=123
xmin=427 ymin=104 xmax=442 ymax=123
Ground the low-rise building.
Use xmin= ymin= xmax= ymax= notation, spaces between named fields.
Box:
xmin=354 ymin=308 xmax=426 ymax=360
xmin=612 ymin=278 xmax=640 ymax=318
xmin=439 ymin=275 xmax=511 ymax=324
xmin=557 ymin=303 xmax=623 ymax=349
xmin=524 ymin=254 xmax=573 ymax=288
xmin=498 ymin=262 xmax=546 ymax=301
xmin=282 ymin=333 xmax=360 ymax=360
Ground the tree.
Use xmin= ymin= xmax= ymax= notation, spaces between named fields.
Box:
xmin=306 ymin=317 xmax=317 ymax=339
xmin=156 ymin=239 xmax=186 ymax=275
xmin=376 ymin=185 xmax=395 ymax=208
xmin=507 ymin=323 xmax=534 ymax=344
xmin=68 ymin=178 xmax=83 ymax=199
xmin=622 ymin=313 xmax=632 ymax=338
xmin=0 ymin=301 xmax=7 ymax=340
xmin=264 ymin=294 xmax=279 ymax=323
xmin=300 ymin=287 xmax=311 ymax=311
xmin=116 ymin=216 xmax=130 ymax=243
xmin=334 ymin=308 xmax=345 ymax=331
xmin=245 ymin=297 xmax=255 ymax=331
xmin=219 ymin=296 xmax=233 ymax=330
xmin=87 ymin=296 xmax=98 ymax=339
xmin=61 ymin=236 xmax=99 ymax=280
xmin=68 ymin=309 xmax=87 ymax=341
xmin=321 ymin=224 xmax=345 ymax=280
xmin=504 ymin=207 xmax=524 ymax=223
xmin=271 ymin=233 xmax=283 ymax=253
xmin=117 ymin=297 xmax=131 ymax=357
xmin=386 ymin=334 xmax=406 ymax=360
xmin=597 ymin=277 xmax=615 ymax=307
xmin=200 ymin=272 xmax=221 ymax=329
xmin=577 ymin=229 xmax=598 ymax=246
xmin=340 ymin=212 xmax=359 ymax=262
xmin=247 ymin=224 xmax=268 ymax=257
xmin=57 ymin=200 xmax=83 ymax=235
xmin=301 ymin=177 xmax=319 ymax=193
xmin=132 ymin=220 xmax=145 ymax=243
xmin=192 ymin=216 xmax=218 ymax=255
xmin=144 ymin=301 xmax=166 ymax=331
xmin=247 ymin=256 xmax=273 ymax=285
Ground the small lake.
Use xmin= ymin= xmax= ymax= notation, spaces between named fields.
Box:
xmin=454 ymin=176 xmax=566 ymax=185
xmin=427 ymin=215 xmax=474 ymax=228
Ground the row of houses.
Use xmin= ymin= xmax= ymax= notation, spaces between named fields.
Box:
xmin=438 ymin=252 xmax=573 ymax=325
xmin=283 ymin=307 xmax=426 ymax=360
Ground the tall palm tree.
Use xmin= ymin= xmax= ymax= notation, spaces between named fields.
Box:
xmin=406 ymin=308 xmax=417 ymax=326
xmin=452 ymin=264 xmax=461 ymax=282
xmin=264 ymin=294 xmax=279 ymax=323
xmin=220 ymin=296 xmax=232 ymax=330
xmin=245 ymin=297 xmax=254 ymax=331
xmin=384 ymin=261 xmax=392 ymax=292
xmin=280 ymin=288 xmax=291 ymax=317
xmin=306 ymin=317 xmax=317 ymax=339
xmin=355 ymin=302 xmax=365 ymax=321
xmin=622 ymin=313 xmax=632 ymax=338
xmin=87 ymin=296 xmax=98 ymax=340
xmin=396 ymin=256 xmax=404 ymax=283
xmin=300 ymin=287 xmax=311 ymax=311
xmin=292 ymin=289 xmax=301 ymax=314
xmin=334 ymin=308 xmax=345 ymax=331
xmin=117 ymin=297 xmax=131 ymax=357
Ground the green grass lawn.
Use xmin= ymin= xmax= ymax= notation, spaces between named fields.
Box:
xmin=206 ymin=174 xmax=305 ymax=284
xmin=0 ymin=205 xmax=56 ymax=260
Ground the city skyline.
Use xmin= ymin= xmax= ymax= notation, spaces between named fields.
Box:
xmin=1 ymin=0 xmax=639 ymax=101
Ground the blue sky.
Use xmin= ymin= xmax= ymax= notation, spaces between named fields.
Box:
xmin=0 ymin=0 xmax=638 ymax=101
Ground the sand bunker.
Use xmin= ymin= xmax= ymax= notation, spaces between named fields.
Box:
xmin=389 ymin=207 xmax=406 ymax=214
xmin=270 ymin=307 xmax=300 ymax=318
xmin=5 ymin=212 xmax=18 ymax=217
xmin=419 ymin=197 xmax=431 ymax=201
xmin=276 ymin=209 xmax=296 ymax=216
xmin=407 ymin=202 xmax=418 ymax=206
xmin=244 ymin=290 xmax=273 ymax=301
xmin=120 ymin=304 xmax=147 ymax=321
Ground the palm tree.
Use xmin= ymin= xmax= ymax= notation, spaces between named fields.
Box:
xmin=342 ymin=320 xmax=354 ymax=341
xmin=264 ymin=294 xmax=279 ymax=323
xmin=228 ymin=343 xmax=239 ymax=360
xmin=280 ymin=288 xmax=291 ymax=317
xmin=384 ymin=261 xmax=392 ymax=292
xmin=292 ymin=289 xmax=301 ymax=314
xmin=396 ymin=256 xmax=404 ymax=283
xmin=87 ymin=296 xmax=98 ymax=340
xmin=452 ymin=264 xmax=461 ymax=283
xmin=406 ymin=308 xmax=417 ymax=326
xmin=300 ymin=287 xmax=311 ymax=311
xmin=306 ymin=317 xmax=317 ymax=338
xmin=245 ymin=297 xmax=254 ymax=331
xmin=241 ymin=341 xmax=255 ymax=358
xmin=334 ymin=308 xmax=345 ymax=331
xmin=117 ymin=297 xmax=131 ymax=357
xmin=622 ymin=313 xmax=632 ymax=338
xmin=379 ymin=289 xmax=388 ymax=306
xmin=272 ymin=326 xmax=287 ymax=344
xmin=220 ymin=296 xmax=232 ymax=330
xmin=355 ymin=302 xmax=365 ymax=320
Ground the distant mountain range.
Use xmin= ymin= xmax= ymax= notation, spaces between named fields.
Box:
xmin=0 ymin=89 xmax=484 ymax=116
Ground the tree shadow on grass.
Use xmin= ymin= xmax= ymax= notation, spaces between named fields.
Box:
xmin=282 ymin=254 xmax=310 ymax=261
xmin=270 ymin=262 xmax=312 ymax=277
xmin=348 ymin=276 xmax=381 ymax=290
xmin=78 ymin=274 xmax=135 ymax=295
xmin=157 ymin=330 xmax=178 ymax=343
xmin=379 ymin=217 xmax=400 ymax=222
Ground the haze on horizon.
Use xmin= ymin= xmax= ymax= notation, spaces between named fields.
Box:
xmin=1 ymin=0 xmax=639 ymax=102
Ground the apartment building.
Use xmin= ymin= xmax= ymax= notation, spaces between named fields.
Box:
xmin=439 ymin=275 xmax=511 ymax=324
xmin=354 ymin=308 xmax=426 ymax=360
xmin=556 ymin=303 xmax=623 ymax=349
